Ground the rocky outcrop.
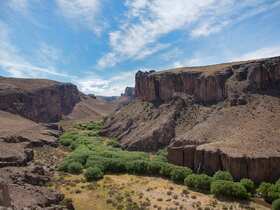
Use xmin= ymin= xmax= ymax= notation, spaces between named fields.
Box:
xmin=103 ymin=56 xmax=280 ymax=183
xmin=0 ymin=178 xmax=11 ymax=207
xmin=168 ymin=145 xmax=280 ymax=183
xmin=0 ymin=77 xmax=81 ymax=123
xmin=135 ymin=56 xmax=280 ymax=104
xmin=0 ymin=110 xmax=65 ymax=209
xmin=101 ymin=98 xmax=187 ymax=151
xmin=121 ymin=87 xmax=135 ymax=98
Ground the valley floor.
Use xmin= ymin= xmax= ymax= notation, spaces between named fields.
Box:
xmin=52 ymin=173 xmax=269 ymax=210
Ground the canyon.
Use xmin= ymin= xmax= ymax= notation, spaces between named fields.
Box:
xmin=0 ymin=77 xmax=115 ymax=209
xmin=102 ymin=56 xmax=280 ymax=183
xmin=0 ymin=56 xmax=280 ymax=209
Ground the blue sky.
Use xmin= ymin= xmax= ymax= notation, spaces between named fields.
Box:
xmin=0 ymin=0 xmax=280 ymax=96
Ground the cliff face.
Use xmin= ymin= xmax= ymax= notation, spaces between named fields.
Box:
xmin=102 ymin=56 xmax=280 ymax=182
xmin=135 ymin=57 xmax=280 ymax=104
xmin=0 ymin=78 xmax=81 ymax=123
xmin=122 ymin=87 xmax=135 ymax=98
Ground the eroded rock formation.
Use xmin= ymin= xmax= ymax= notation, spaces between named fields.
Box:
xmin=0 ymin=77 xmax=81 ymax=123
xmin=102 ymin=56 xmax=280 ymax=182
xmin=135 ymin=57 xmax=280 ymax=104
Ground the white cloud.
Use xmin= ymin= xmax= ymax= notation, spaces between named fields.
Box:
xmin=98 ymin=0 xmax=280 ymax=68
xmin=173 ymin=45 xmax=280 ymax=69
xmin=7 ymin=0 xmax=29 ymax=14
xmin=56 ymin=0 xmax=102 ymax=34
xmin=0 ymin=21 xmax=69 ymax=78
xmin=37 ymin=43 xmax=62 ymax=66
xmin=76 ymin=71 xmax=136 ymax=96
xmin=232 ymin=46 xmax=280 ymax=62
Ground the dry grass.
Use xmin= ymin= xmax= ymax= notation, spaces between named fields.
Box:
xmin=52 ymin=174 xmax=269 ymax=210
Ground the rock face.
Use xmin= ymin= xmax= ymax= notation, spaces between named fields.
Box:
xmin=0 ymin=178 xmax=11 ymax=207
xmin=122 ymin=87 xmax=135 ymax=98
xmin=135 ymin=57 xmax=280 ymax=104
xmin=102 ymin=56 xmax=280 ymax=182
xmin=0 ymin=110 xmax=65 ymax=209
xmin=0 ymin=77 xmax=81 ymax=123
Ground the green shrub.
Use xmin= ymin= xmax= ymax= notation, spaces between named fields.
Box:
xmin=170 ymin=167 xmax=192 ymax=183
xmin=184 ymin=174 xmax=213 ymax=191
xmin=210 ymin=180 xmax=249 ymax=199
xmin=273 ymin=199 xmax=280 ymax=210
xmin=107 ymin=139 xmax=121 ymax=148
xmin=159 ymin=163 xmax=174 ymax=178
xmin=240 ymin=178 xmax=255 ymax=193
xmin=154 ymin=149 xmax=168 ymax=162
xmin=213 ymin=171 xmax=233 ymax=181
xmin=59 ymin=132 xmax=79 ymax=146
xmin=85 ymin=167 xmax=104 ymax=181
xmin=67 ymin=162 xmax=83 ymax=174
xmin=125 ymin=160 xmax=149 ymax=174
xmin=70 ymin=148 xmax=91 ymax=165
xmin=146 ymin=161 xmax=163 ymax=175
xmin=103 ymin=159 xmax=127 ymax=173
xmin=257 ymin=182 xmax=280 ymax=203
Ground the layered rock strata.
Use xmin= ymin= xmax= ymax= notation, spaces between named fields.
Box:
xmin=102 ymin=56 xmax=280 ymax=182
xmin=0 ymin=77 xmax=81 ymax=123
xmin=135 ymin=57 xmax=280 ymax=104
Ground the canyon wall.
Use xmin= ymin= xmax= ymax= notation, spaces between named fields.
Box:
xmin=135 ymin=57 xmax=280 ymax=104
xmin=103 ymin=56 xmax=280 ymax=183
xmin=168 ymin=145 xmax=280 ymax=183
xmin=0 ymin=78 xmax=81 ymax=123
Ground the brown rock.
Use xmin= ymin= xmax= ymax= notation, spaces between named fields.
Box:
xmin=0 ymin=77 xmax=81 ymax=123
xmin=0 ymin=178 xmax=11 ymax=208
xmin=106 ymin=56 xmax=280 ymax=182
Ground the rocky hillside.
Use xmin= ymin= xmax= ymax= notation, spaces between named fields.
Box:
xmin=0 ymin=77 xmax=81 ymax=123
xmin=0 ymin=76 xmax=116 ymax=209
xmin=101 ymin=56 xmax=280 ymax=183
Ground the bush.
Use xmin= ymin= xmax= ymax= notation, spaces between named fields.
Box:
xmin=125 ymin=160 xmax=149 ymax=174
xmin=210 ymin=180 xmax=249 ymax=199
xmin=154 ymin=149 xmax=168 ymax=162
xmin=107 ymin=139 xmax=121 ymax=148
xmin=213 ymin=171 xmax=233 ymax=181
xmin=273 ymin=199 xmax=280 ymax=210
xmin=85 ymin=167 xmax=104 ymax=181
xmin=67 ymin=162 xmax=83 ymax=174
xmin=240 ymin=178 xmax=255 ymax=193
xmin=257 ymin=182 xmax=280 ymax=203
xmin=159 ymin=163 xmax=174 ymax=178
xmin=59 ymin=132 xmax=79 ymax=146
xmin=146 ymin=161 xmax=163 ymax=175
xmin=103 ymin=159 xmax=127 ymax=173
xmin=184 ymin=174 xmax=213 ymax=191
xmin=170 ymin=167 xmax=192 ymax=183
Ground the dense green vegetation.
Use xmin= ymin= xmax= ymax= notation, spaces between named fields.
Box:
xmin=210 ymin=180 xmax=249 ymax=199
xmin=273 ymin=199 xmax=280 ymax=210
xmin=184 ymin=174 xmax=213 ymax=191
xmin=58 ymin=121 xmax=192 ymax=183
xmin=257 ymin=181 xmax=280 ymax=203
xmin=58 ymin=121 xmax=279 ymax=202
xmin=213 ymin=170 xmax=233 ymax=181
xmin=85 ymin=167 xmax=104 ymax=181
